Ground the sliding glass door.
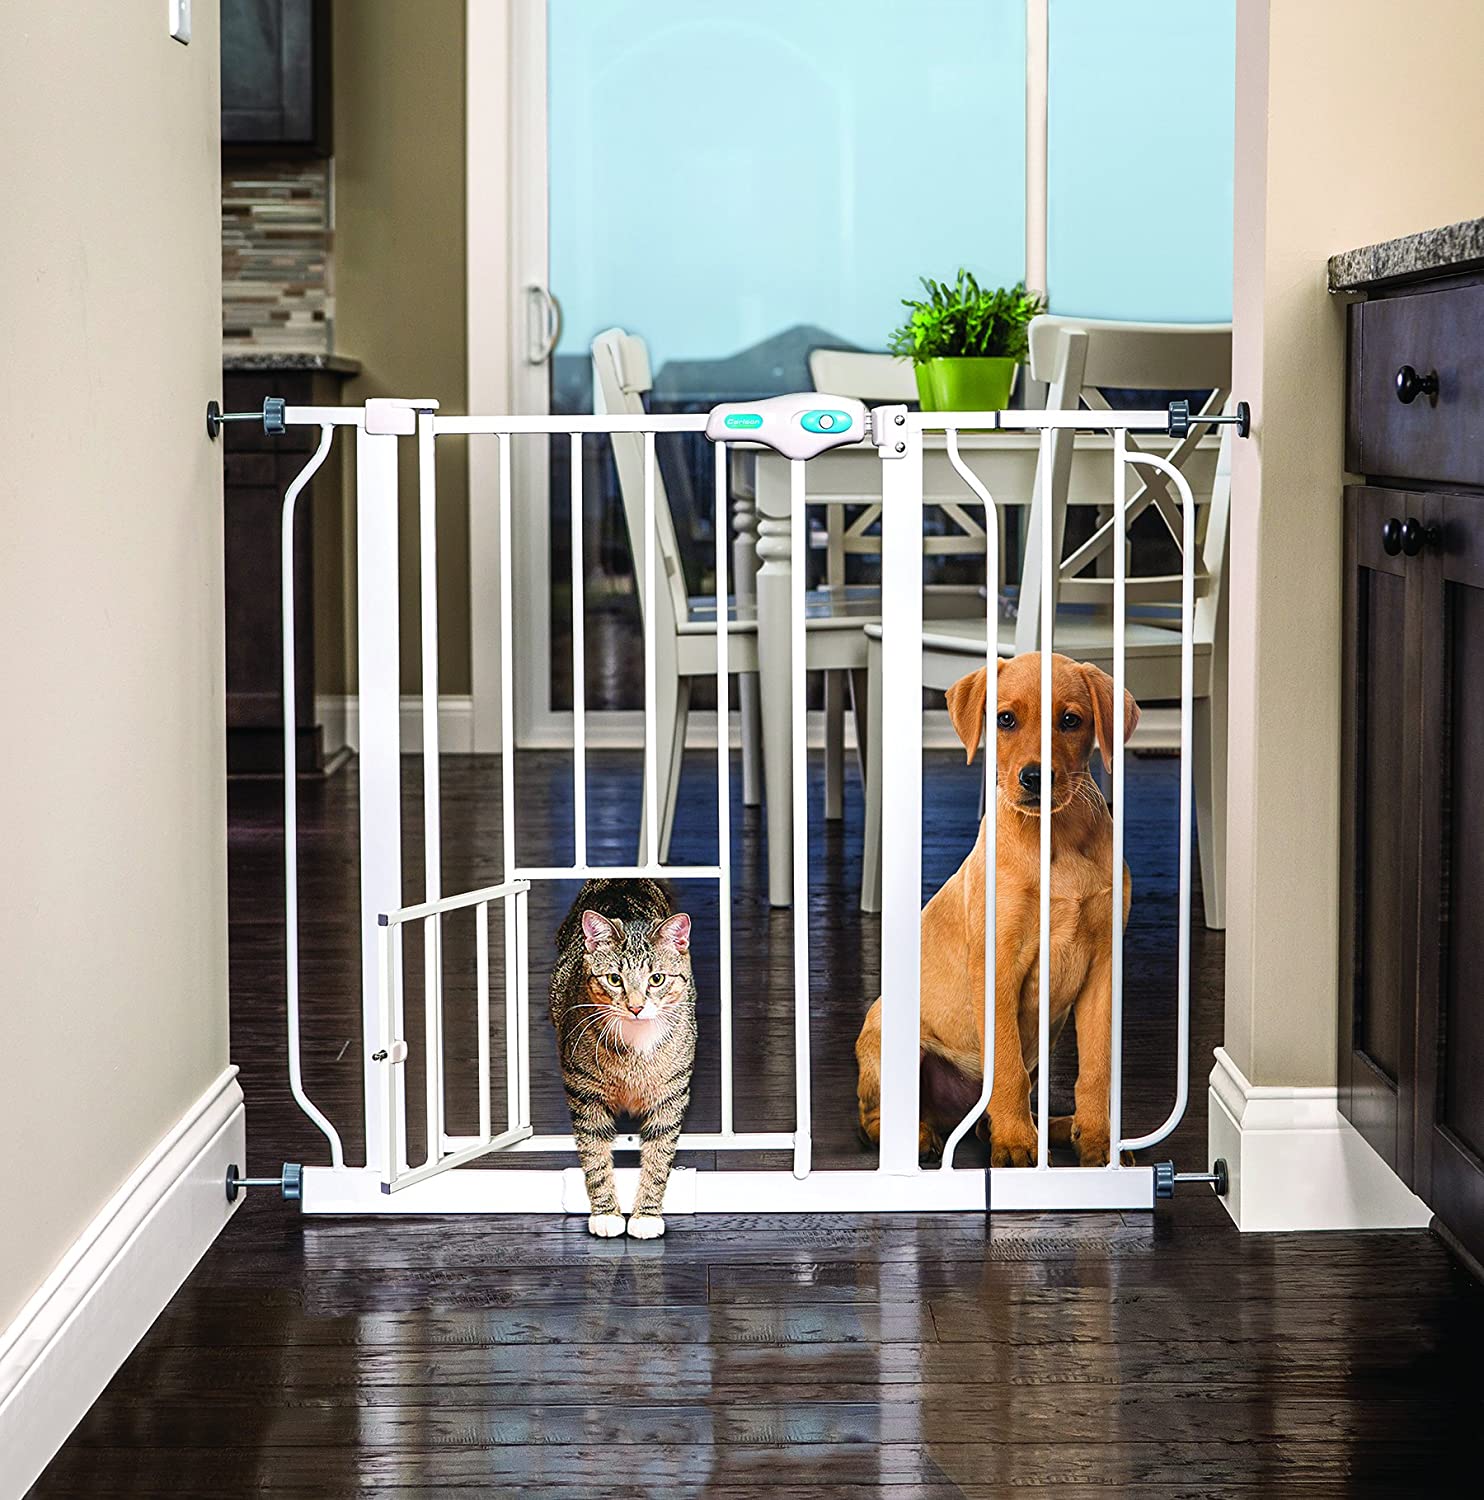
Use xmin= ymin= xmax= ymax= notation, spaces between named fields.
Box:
xmin=482 ymin=0 xmax=1233 ymax=746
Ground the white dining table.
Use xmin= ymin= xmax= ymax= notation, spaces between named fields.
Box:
xmin=730 ymin=431 xmax=1200 ymax=908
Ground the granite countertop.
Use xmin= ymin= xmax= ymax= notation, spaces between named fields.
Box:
xmin=223 ymin=351 xmax=362 ymax=374
xmin=1328 ymin=216 xmax=1484 ymax=292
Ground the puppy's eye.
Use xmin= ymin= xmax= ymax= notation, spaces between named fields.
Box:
xmin=996 ymin=710 xmax=1016 ymax=730
xmin=648 ymin=972 xmax=664 ymax=988
xmin=1059 ymin=711 xmax=1082 ymax=731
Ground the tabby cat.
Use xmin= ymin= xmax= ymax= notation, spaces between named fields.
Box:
xmin=549 ymin=879 xmax=696 ymax=1238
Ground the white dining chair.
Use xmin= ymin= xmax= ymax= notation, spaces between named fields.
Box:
xmin=860 ymin=315 xmax=1234 ymax=930
xmin=804 ymin=348 xmax=997 ymax=820
xmin=592 ymin=328 xmax=877 ymax=864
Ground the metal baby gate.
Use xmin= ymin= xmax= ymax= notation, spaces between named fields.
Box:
xmin=215 ymin=385 xmax=1246 ymax=1215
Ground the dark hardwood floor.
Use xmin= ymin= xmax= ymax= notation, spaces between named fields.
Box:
xmin=31 ymin=749 xmax=1484 ymax=1496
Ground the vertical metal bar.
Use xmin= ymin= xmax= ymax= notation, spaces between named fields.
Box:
xmin=356 ymin=419 xmax=405 ymax=1175
xmin=391 ymin=923 xmax=408 ymax=1173
xmin=878 ymin=428 xmax=924 ymax=1175
xmin=417 ymin=413 xmax=445 ymax=1160
xmin=499 ymin=434 xmax=517 ymax=880
xmin=516 ymin=886 xmax=532 ymax=1131
xmin=939 ymin=430 xmax=997 ymax=1168
xmin=376 ymin=921 xmax=397 ymax=1188
xmin=1175 ymin=458 xmax=1195 ymax=1142
xmin=422 ymin=915 xmax=441 ymax=1167
xmin=1116 ymin=452 xmax=1197 ymax=1153
xmin=714 ymin=440 xmax=735 ymax=1135
xmin=280 ymin=426 xmax=344 ymax=1167
xmin=476 ymin=900 xmax=492 ymax=1142
xmin=790 ymin=459 xmax=811 ymax=1178
xmin=1037 ymin=426 xmax=1054 ymax=1170
xmin=643 ymin=432 xmax=659 ymax=865
xmin=1109 ymin=429 xmax=1127 ymax=1160
xmin=504 ymin=891 xmax=519 ymax=1133
xmin=570 ymin=432 xmax=587 ymax=867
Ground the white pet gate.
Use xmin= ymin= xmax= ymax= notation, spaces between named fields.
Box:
xmin=213 ymin=385 xmax=1246 ymax=1215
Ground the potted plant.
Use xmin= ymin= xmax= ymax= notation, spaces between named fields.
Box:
xmin=888 ymin=270 xmax=1047 ymax=412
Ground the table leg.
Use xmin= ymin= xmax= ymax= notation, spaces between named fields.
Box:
xmin=731 ymin=488 xmax=762 ymax=806
xmin=754 ymin=463 xmax=793 ymax=908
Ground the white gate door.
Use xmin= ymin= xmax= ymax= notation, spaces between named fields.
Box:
xmin=374 ymin=879 xmax=534 ymax=1194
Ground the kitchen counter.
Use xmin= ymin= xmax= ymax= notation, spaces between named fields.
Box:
xmin=222 ymin=351 xmax=361 ymax=375
xmin=1328 ymin=216 xmax=1484 ymax=292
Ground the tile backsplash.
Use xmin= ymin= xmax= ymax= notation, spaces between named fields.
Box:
xmin=222 ymin=161 xmax=333 ymax=353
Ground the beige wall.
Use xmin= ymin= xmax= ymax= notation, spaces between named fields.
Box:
xmin=1227 ymin=0 xmax=1484 ymax=1085
xmin=0 ymin=6 xmax=227 ymax=1326
xmin=328 ymin=0 xmax=470 ymax=695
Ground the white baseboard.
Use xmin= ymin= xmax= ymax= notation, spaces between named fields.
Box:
xmin=1207 ymin=1046 xmax=1431 ymax=1232
xmin=0 ymin=1068 xmax=245 ymax=1495
xmin=315 ymin=697 xmax=1173 ymax=758
xmin=317 ymin=693 xmax=474 ymax=755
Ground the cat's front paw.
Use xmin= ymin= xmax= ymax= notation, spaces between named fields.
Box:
xmin=626 ymin=1214 xmax=665 ymax=1239
xmin=587 ymin=1212 xmax=625 ymax=1238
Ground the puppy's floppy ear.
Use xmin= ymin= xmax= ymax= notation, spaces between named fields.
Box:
xmin=1079 ymin=663 xmax=1141 ymax=771
xmin=653 ymin=912 xmax=691 ymax=952
xmin=581 ymin=910 xmax=621 ymax=951
xmin=944 ymin=662 xmax=1004 ymax=765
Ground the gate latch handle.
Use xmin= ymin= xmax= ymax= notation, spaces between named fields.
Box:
xmin=705 ymin=393 xmax=868 ymax=460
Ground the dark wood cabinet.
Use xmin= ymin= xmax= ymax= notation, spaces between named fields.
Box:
xmin=1341 ymin=271 xmax=1484 ymax=1273
xmin=221 ymin=0 xmax=332 ymax=156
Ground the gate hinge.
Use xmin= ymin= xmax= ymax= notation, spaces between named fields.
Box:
xmin=870 ymin=403 xmax=910 ymax=457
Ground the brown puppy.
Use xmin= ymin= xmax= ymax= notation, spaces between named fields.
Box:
xmin=855 ymin=652 xmax=1138 ymax=1166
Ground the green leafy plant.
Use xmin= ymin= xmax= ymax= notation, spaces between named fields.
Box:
xmin=888 ymin=270 xmax=1047 ymax=366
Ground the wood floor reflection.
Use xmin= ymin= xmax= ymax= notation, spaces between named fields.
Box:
xmin=31 ymin=751 xmax=1484 ymax=1497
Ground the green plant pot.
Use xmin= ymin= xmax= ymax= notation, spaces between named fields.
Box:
xmin=915 ymin=356 xmax=1018 ymax=412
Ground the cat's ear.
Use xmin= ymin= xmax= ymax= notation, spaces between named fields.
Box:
xmin=580 ymin=910 xmax=619 ymax=951
xmin=654 ymin=913 xmax=691 ymax=953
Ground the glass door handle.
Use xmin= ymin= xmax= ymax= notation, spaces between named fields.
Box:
xmin=526 ymin=284 xmax=563 ymax=365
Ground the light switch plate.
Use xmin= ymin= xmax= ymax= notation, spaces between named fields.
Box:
xmin=169 ymin=0 xmax=191 ymax=45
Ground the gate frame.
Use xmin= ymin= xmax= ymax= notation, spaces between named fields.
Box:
xmin=268 ymin=395 xmax=1228 ymax=1216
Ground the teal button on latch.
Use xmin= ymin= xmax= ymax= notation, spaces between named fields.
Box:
xmin=801 ymin=409 xmax=852 ymax=434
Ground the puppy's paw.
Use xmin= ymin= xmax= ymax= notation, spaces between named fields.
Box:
xmin=918 ymin=1123 xmax=944 ymax=1162
xmin=587 ymin=1212 xmax=626 ymax=1238
xmin=987 ymin=1116 xmax=1039 ymax=1168
xmin=627 ymin=1215 xmax=665 ymax=1239
xmin=1071 ymin=1117 xmax=1111 ymax=1168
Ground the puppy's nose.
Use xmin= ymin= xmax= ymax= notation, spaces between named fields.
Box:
xmin=1018 ymin=763 xmax=1045 ymax=794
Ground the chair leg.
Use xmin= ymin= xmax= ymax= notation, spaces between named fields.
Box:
xmin=659 ymin=679 xmax=692 ymax=864
xmin=1193 ymin=691 xmax=1227 ymax=930
xmin=849 ymin=667 xmax=869 ymax=791
xmin=640 ymin=670 xmax=684 ymax=867
xmin=860 ymin=638 xmax=884 ymax=913
xmin=739 ymin=672 xmax=762 ymax=807
xmin=824 ymin=670 xmax=845 ymax=820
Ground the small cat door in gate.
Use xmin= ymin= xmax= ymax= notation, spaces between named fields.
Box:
xmin=374 ymin=878 xmax=533 ymax=1193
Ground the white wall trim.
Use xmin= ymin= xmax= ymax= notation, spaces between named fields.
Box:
xmin=317 ymin=699 xmax=1177 ymax=758
xmin=317 ymin=698 xmax=968 ymax=755
xmin=0 ymin=1067 xmax=245 ymax=1493
xmin=1207 ymin=1046 xmax=1431 ymax=1233
xmin=318 ymin=693 xmax=476 ymax=755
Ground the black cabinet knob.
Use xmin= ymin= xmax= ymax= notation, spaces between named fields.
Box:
xmin=1382 ymin=516 xmax=1403 ymax=555
xmin=1395 ymin=365 xmax=1439 ymax=404
xmin=1400 ymin=516 xmax=1441 ymax=556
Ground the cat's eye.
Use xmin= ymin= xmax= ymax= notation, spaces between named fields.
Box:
xmin=648 ymin=972 xmax=664 ymax=987
xmin=606 ymin=972 xmax=621 ymax=986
